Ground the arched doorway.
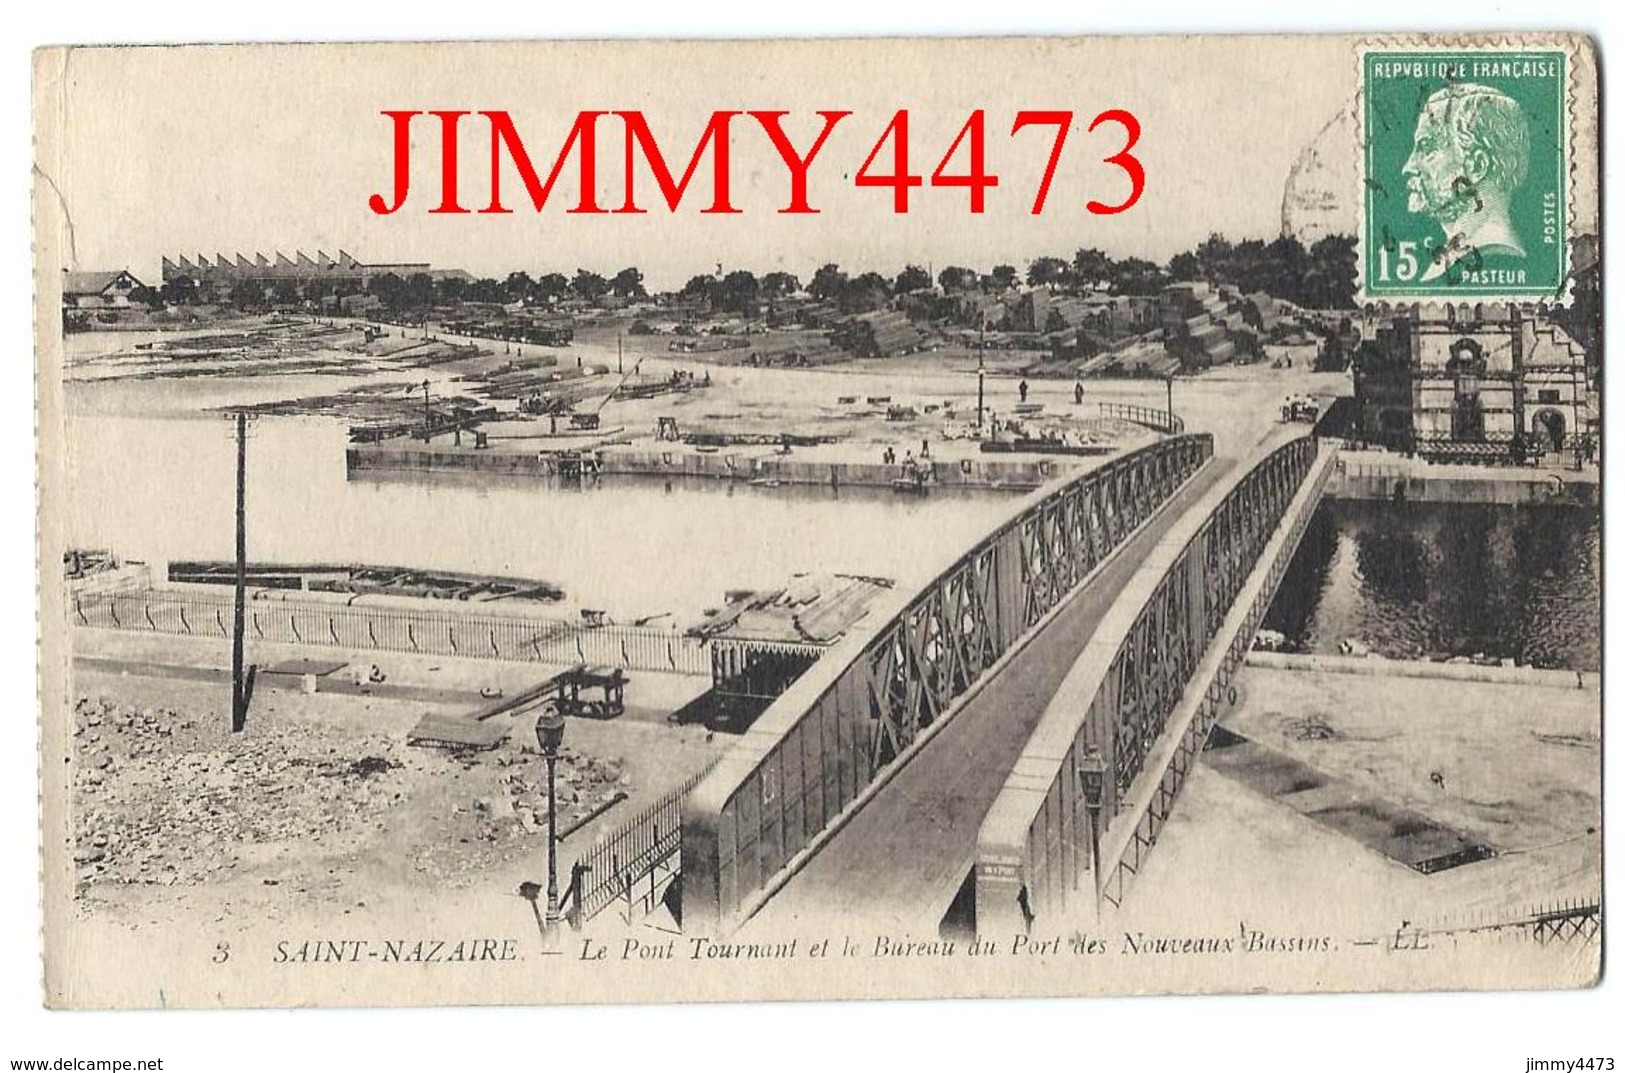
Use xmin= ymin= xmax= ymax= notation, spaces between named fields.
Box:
xmin=1447 ymin=338 xmax=1487 ymax=443
xmin=1533 ymin=408 xmax=1567 ymax=452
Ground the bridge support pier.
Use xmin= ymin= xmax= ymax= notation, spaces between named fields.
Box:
xmin=678 ymin=813 xmax=723 ymax=934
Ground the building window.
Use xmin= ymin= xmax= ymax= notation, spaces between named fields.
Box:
xmin=1537 ymin=389 xmax=1561 ymax=404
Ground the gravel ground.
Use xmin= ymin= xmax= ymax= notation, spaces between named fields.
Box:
xmin=67 ymin=669 xmax=724 ymax=930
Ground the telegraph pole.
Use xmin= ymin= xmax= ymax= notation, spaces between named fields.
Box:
xmin=231 ymin=411 xmax=251 ymax=732
xmin=976 ymin=313 xmax=987 ymax=430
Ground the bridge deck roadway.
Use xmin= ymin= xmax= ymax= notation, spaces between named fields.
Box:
xmin=746 ymin=456 xmax=1238 ymax=934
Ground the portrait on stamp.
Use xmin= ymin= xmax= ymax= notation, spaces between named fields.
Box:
xmin=1403 ymin=84 xmax=1532 ymax=280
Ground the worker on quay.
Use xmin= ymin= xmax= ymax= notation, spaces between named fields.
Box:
xmin=1074 ymin=379 xmax=1085 ymax=405
xmin=1018 ymin=379 xmax=1030 ymax=404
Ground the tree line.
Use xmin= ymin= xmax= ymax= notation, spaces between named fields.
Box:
xmin=147 ymin=232 xmax=1358 ymax=314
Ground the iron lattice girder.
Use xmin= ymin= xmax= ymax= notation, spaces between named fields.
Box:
xmin=875 ymin=440 xmax=1207 ymax=780
xmin=1098 ymin=439 xmax=1315 ymax=812
xmin=678 ymin=434 xmax=1214 ymax=931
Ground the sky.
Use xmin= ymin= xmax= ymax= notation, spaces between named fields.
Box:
xmin=34 ymin=35 xmax=1593 ymax=291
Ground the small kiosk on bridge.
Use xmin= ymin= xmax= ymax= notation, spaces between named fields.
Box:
xmin=687 ymin=573 xmax=894 ymax=731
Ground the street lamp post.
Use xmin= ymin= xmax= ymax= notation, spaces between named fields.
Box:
xmin=977 ymin=357 xmax=986 ymax=432
xmin=1079 ymin=747 xmax=1107 ymax=913
xmin=1165 ymin=375 xmax=1175 ymax=428
xmin=535 ymin=707 xmax=567 ymax=949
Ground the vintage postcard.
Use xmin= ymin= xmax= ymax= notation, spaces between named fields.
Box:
xmin=33 ymin=33 xmax=1601 ymax=1009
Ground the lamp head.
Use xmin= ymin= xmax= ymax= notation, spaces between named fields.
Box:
xmin=535 ymin=707 xmax=566 ymax=756
xmin=1079 ymin=746 xmax=1106 ymax=808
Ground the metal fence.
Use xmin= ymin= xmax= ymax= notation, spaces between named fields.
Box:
xmin=683 ymin=434 xmax=1214 ymax=931
xmin=71 ymin=587 xmax=710 ymax=677
xmin=1425 ymin=899 xmax=1601 ymax=948
xmin=575 ymin=762 xmax=719 ymax=922
xmin=1098 ymin=401 xmax=1185 ymax=435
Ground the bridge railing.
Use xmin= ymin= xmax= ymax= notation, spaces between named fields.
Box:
xmin=682 ymin=433 xmax=1214 ymax=932
xmin=70 ymin=587 xmax=710 ymax=677
xmin=1098 ymin=401 xmax=1184 ymax=436
xmin=976 ymin=432 xmax=1332 ymax=931
xmin=575 ymin=761 xmax=719 ymax=922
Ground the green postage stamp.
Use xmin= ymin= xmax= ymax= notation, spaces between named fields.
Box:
xmin=1360 ymin=45 xmax=1569 ymax=300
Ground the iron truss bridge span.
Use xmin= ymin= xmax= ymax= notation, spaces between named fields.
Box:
xmin=975 ymin=431 xmax=1335 ymax=934
xmin=683 ymin=433 xmax=1214 ymax=933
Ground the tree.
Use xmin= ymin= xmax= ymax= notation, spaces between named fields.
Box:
xmin=159 ymin=275 xmax=198 ymax=306
xmin=937 ymin=265 xmax=977 ymax=292
xmin=1027 ymin=256 xmax=1071 ymax=288
xmin=610 ymin=267 xmax=647 ymax=299
xmin=503 ymin=271 xmax=536 ymax=304
xmin=571 ymin=269 xmax=609 ymax=302
xmin=1112 ymin=257 xmax=1167 ymax=296
xmin=1230 ymin=238 xmax=1271 ymax=293
xmin=128 ymin=283 xmax=164 ymax=310
xmin=1195 ymin=233 xmax=1234 ymax=283
xmin=760 ymin=271 xmax=801 ymax=299
xmin=432 ymin=275 xmax=465 ymax=305
xmin=1071 ymin=248 xmax=1114 ymax=288
xmin=894 ymin=264 xmax=932 ymax=293
xmin=229 ymin=279 xmax=265 ymax=310
xmin=405 ymin=272 xmax=436 ymax=309
xmin=535 ymin=272 xmax=570 ymax=304
xmin=808 ymin=263 xmax=848 ymax=302
xmin=1260 ymin=237 xmax=1308 ymax=303
xmin=466 ymin=277 xmax=505 ymax=304
xmin=841 ymin=271 xmax=892 ymax=313
xmin=719 ymin=269 xmax=760 ymax=315
xmin=1167 ymin=251 xmax=1201 ymax=282
xmin=680 ymin=274 xmax=720 ymax=308
xmin=1306 ymin=234 xmax=1357 ymax=309
xmin=367 ymin=272 xmax=405 ymax=306
xmin=989 ymin=265 xmax=1018 ymax=290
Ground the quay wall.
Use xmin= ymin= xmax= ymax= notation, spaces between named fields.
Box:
xmin=348 ymin=444 xmax=1060 ymax=491
xmin=1245 ymin=651 xmax=1596 ymax=690
xmin=1327 ymin=453 xmax=1597 ymax=507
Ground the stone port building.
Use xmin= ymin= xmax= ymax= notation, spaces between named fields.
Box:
xmin=1352 ymin=305 xmax=1592 ymax=463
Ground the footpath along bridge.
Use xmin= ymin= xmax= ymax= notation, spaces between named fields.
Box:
xmin=682 ymin=424 xmax=1336 ymax=937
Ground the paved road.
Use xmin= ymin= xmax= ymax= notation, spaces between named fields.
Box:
xmin=748 ymin=457 xmax=1237 ymax=933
